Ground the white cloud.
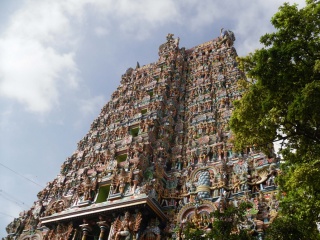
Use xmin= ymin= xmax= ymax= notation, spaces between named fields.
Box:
xmin=0 ymin=0 xmax=181 ymax=113
xmin=0 ymin=0 xmax=80 ymax=113
xmin=287 ymin=0 xmax=306 ymax=8
xmin=233 ymin=0 xmax=306 ymax=55
xmin=0 ymin=37 xmax=77 ymax=112
xmin=91 ymin=0 xmax=180 ymax=40
xmin=79 ymin=95 xmax=106 ymax=115
xmin=6 ymin=2 xmax=71 ymax=44
xmin=171 ymin=0 xmax=307 ymax=56
xmin=176 ymin=0 xmax=221 ymax=30
xmin=94 ymin=26 xmax=109 ymax=37
xmin=72 ymin=95 xmax=106 ymax=129
xmin=0 ymin=106 xmax=13 ymax=131
xmin=0 ymin=0 xmax=307 ymax=114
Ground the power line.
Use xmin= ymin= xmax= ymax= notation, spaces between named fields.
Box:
xmin=0 ymin=212 xmax=15 ymax=218
xmin=0 ymin=162 xmax=44 ymax=188
xmin=0 ymin=193 xmax=26 ymax=209
xmin=0 ymin=189 xmax=31 ymax=209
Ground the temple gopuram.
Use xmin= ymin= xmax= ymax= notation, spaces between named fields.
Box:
xmin=5 ymin=31 xmax=280 ymax=240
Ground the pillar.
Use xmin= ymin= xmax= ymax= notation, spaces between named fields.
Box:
xmin=97 ymin=215 xmax=110 ymax=240
xmin=80 ymin=219 xmax=92 ymax=240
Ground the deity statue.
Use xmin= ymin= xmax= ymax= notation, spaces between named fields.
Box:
xmin=112 ymin=212 xmax=142 ymax=240
xmin=140 ymin=218 xmax=161 ymax=240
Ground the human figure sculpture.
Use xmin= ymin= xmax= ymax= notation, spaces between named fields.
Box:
xmin=113 ymin=212 xmax=142 ymax=240
xmin=141 ymin=218 xmax=161 ymax=240
xmin=114 ymin=212 xmax=131 ymax=240
xmin=118 ymin=176 xmax=126 ymax=194
xmin=232 ymin=174 xmax=241 ymax=193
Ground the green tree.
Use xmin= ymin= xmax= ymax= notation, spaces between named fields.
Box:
xmin=208 ymin=202 xmax=255 ymax=240
xmin=182 ymin=202 xmax=255 ymax=240
xmin=230 ymin=0 xmax=320 ymax=238
xmin=182 ymin=222 xmax=206 ymax=240
xmin=265 ymin=216 xmax=308 ymax=240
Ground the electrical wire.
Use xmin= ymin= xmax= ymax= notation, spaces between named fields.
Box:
xmin=0 ymin=162 xmax=44 ymax=188
xmin=0 ymin=189 xmax=30 ymax=209
xmin=0 ymin=193 xmax=26 ymax=209
xmin=0 ymin=212 xmax=15 ymax=218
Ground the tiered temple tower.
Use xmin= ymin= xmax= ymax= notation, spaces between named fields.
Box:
xmin=5 ymin=31 xmax=279 ymax=240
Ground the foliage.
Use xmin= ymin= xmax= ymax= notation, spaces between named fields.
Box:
xmin=208 ymin=202 xmax=255 ymax=240
xmin=265 ymin=216 xmax=312 ymax=240
xmin=230 ymin=0 xmax=320 ymax=238
xmin=182 ymin=222 xmax=207 ymax=240
xmin=182 ymin=202 xmax=255 ymax=240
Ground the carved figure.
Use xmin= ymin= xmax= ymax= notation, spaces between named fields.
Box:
xmin=112 ymin=212 xmax=142 ymax=240
xmin=141 ymin=218 xmax=161 ymax=240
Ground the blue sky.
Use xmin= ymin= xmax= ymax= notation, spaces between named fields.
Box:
xmin=0 ymin=0 xmax=305 ymax=237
